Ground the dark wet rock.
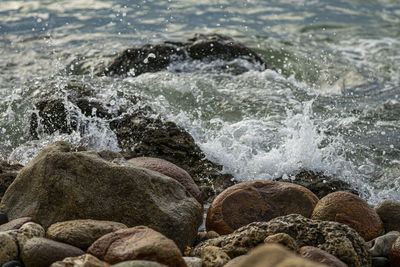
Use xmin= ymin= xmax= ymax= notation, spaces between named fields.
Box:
xmin=191 ymin=214 xmax=371 ymax=267
xmin=0 ymin=213 xmax=7 ymax=225
xmin=298 ymin=246 xmax=348 ymax=267
xmin=96 ymin=34 xmax=267 ymax=77
xmin=374 ymin=200 xmax=400 ymax=233
xmin=206 ymin=180 xmax=318 ymax=235
xmin=2 ymin=260 xmax=25 ymax=267
xmin=274 ymin=171 xmax=358 ymax=199
xmin=0 ymin=161 xmax=23 ymax=201
xmin=0 ymin=141 xmax=203 ymax=251
xmin=311 ymin=191 xmax=383 ymax=241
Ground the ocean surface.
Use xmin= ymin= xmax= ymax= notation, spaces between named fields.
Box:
xmin=0 ymin=0 xmax=399 ymax=204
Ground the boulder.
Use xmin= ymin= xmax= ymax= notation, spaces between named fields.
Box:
xmin=87 ymin=226 xmax=186 ymax=266
xmin=374 ymin=200 xmax=400 ymax=233
xmin=0 ymin=160 xmax=23 ymax=201
xmin=311 ymin=192 xmax=383 ymax=241
xmin=0 ymin=217 xmax=37 ymax=232
xmin=50 ymin=254 xmax=110 ymax=267
xmin=274 ymin=171 xmax=358 ymax=198
xmin=127 ymin=157 xmax=202 ymax=203
xmin=191 ymin=214 xmax=371 ymax=267
xmin=389 ymin=236 xmax=400 ymax=266
xmin=200 ymin=246 xmax=230 ymax=267
xmin=0 ymin=232 xmax=18 ymax=265
xmin=0 ymin=142 xmax=203 ymax=251
xmin=369 ymin=233 xmax=399 ymax=257
xmin=206 ymin=180 xmax=319 ymax=235
xmin=264 ymin=233 xmax=298 ymax=251
xmin=298 ymin=246 xmax=347 ymax=267
xmin=230 ymin=243 xmax=327 ymax=267
xmin=96 ymin=34 xmax=267 ymax=77
xmin=46 ymin=219 xmax=128 ymax=250
xmin=21 ymin=237 xmax=84 ymax=267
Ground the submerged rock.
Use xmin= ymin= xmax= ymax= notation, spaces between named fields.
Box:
xmin=96 ymin=34 xmax=267 ymax=77
xmin=0 ymin=141 xmax=203 ymax=251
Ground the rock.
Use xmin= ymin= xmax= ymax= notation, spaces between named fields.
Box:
xmin=21 ymin=237 xmax=84 ymax=267
xmin=200 ymin=246 xmax=230 ymax=267
xmin=0 ymin=217 xmax=37 ymax=232
xmin=2 ymin=260 xmax=24 ymax=267
xmin=311 ymin=191 xmax=383 ymax=241
xmin=223 ymin=256 xmax=247 ymax=267
xmin=0 ymin=232 xmax=18 ymax=265
xmin=374 ymin=200 xmax=400 ymax=233
xmin=0 ymin=212 xmax=8 ymax=225
xmin=87 ymin=226 xmax=186 ymax=266
xmin=264 ymin=233 xmax=298 ymax=251
xmin=191 ymin=214 xmax=370 ymax=267
xmin=111 ymin=261 xmax=165 ymax=267
xmin=0 ymin=142 xmax=202 ymax=251
xmin=206 ymin=180 xmax=319 ymax=235
xmin=0 ymin=160 xmax=23 ymax=201
xmin=127 ymin=157 xmax=202 ymax=203
xmin=195 ymin=231 xmax=220 ymax=246
xmin=371 ymin=257 xmax=389 ymax=267
xmin=298 ymin=246 xmax=347 ymax=267
xmin=96 ymin=34 xmax=266 ymax=77
xmin=369 ymin=233 xmax=399 ymax=257
xmin=231 ymin=243 xmax=327 ymax=267
xmin=274 ymin=171 xmax=359 ymax=199
xmin=50 ymin=254 xmax=110 ymax=267
xmin=46 ymin=219 xmax=128 ymax=250
xmin=182 ymin=257 xmax=202 ymax=267
xmin=389 ymin=236 xmax=400 ymax=266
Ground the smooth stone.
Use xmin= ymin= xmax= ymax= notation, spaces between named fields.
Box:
xmin=0 ymin=141 xmax=202 ymax=251
xmin=389 ymin=236 xmax=400 ymax=266
xmin=0 ymin=217 xmax=37 ymax=232
xmin=0 ymin=160 xmax=23 ymax=201
xmin=371 ymin=257 xmax=389 ymax=267
xmin=298 ymin=246 xmax=347 ymax=267
xmin=21 ymin=237 xmax=84 ymax=267
xmin=206 ymin=180 xmax=318 ymax=235
xmin=111 ymin=261 xmax=165 ymax=267
xmin=127 ymin=157 xmax=202 ymax=203
xmin=370 ymin=233 xmax=399 ymax=257
xmin=264 ymin=233 xmax=298 ymax=251
xmin=7 ymin=222 xmax=45 ymax=254
xmin=0 ymin=232 xmax=18 ymax=265
xmin=192 ymin=214 xmax=371 ymax=267
xmin=311 ymin=191 xmax=383 ymax=241
xmin=374 ymin=200 xmax=400 ymax=233
xmin=200 ymin=246 xmax=230 ymax=267
xmin=231 ymin=243 xmax=327 ymax=267
xmin=2 ymin=260 xmax=24 ymax=267
xmin=46 ymin=219 xmax=128 ymax=250
xmin=50 ymin=254 xmax=110 ymax=267
xmin=223 ymin=256 xmax=248 ymax=267
xmin=183 ymin=257 xmax=202 ymax=267
xmin=87 ymin=226 xmax=186 ymax=266
xmin=0 ymin=213 xmax=8 ymax=225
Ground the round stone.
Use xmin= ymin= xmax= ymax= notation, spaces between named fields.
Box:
xmin=374 ymin=200 xmax=400 ymax=233
xmin=298 ymin=246 xmax=347 ymax=267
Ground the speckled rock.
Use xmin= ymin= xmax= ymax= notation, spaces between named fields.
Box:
xmin=370 ymin=233 xmax=399 ymax=257
xmin=389 ymin=236 xmax=400 ymax=266
xmin=0 ymin=232 xmax=18 ymax=265
xmin=47 ymin=219 xmax=128 ymax=250
xmin=231 ymin=243 xmax=327 ymax=267
xmin=127 ymin=157 xmax=202 ymax=203
xmin=0 ymin=142 xmax=202 ymax=251
xmin=111 ymin=261 xmax=165 ymax=267
xmin=200 ymin=246 xmax=230 ymax=267
xmin=0 ymin=217 xmax=37 ymax=232
xmin=206 ymin=180 xmax=318 ymax=235
xmin=264 ymin=233 xmax=298 ymax=251
xmin=299 ymin=246 xmax=347 ymax=267
xmin=191 ymin=214 xmax=371 ymax=267
xmin=374 ymin=200 xmax=400 ymax=233
xmin=50 ymin=254 xmax=110 ymax=267
xmin=311 ymin=191 xmax=383 ymax=241
xmin=87 ymin=226 xmax=186 ymax=266
xmin=182 ymin=257 xmax=202 ymax=267
xmin=21 ymin=237 xmax=84 ymax=267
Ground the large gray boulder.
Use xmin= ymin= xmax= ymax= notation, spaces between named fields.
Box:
xmin=0 ymin=141 xmax=203 ymax=251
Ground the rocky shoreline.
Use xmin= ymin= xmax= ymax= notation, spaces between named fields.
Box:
xmin=1 ymin=35 xmax=399 ymax=267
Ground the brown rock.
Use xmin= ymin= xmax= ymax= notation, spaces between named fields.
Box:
xmin=0 ymin=217 xmax=37 ymax=232
xmin=21 ymin=237 xmax=84 ymax=267
xmin=50 ymin=254 xmax=110 ymax=267
xmin=299 ymin=246 xmax=348 ymax=267
xmin=264 ymin=233 xmax=298 ymax=251
xmin=0 ymin=160 xmax=23 ymax=201
xmin=231 ymin=243 xmax=327 ymax=267
xmin=46 ymin=219 xmax=128 ymax=250
xmin=87 ymin=226 xmax=187 ymax=266
xmin=390 ymin=236 xmax=400 ymax=266
xmin=206 ymin=180 xmax=319 ymax=235
xmin=127 ymin=157 xmax=202 ymax=203
xmin=311 ymin=191 xmax=383 ymax=241
xmin=200 ymin=246 xmax=230 ymax=267
xmin=374 ymin=200 xmax=400 ymax=233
